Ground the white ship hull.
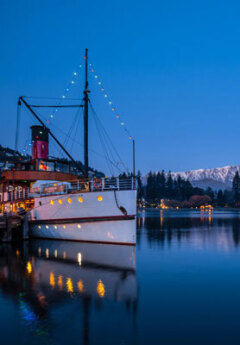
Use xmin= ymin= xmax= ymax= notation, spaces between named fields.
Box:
xmin=29 ymin=189 xmax=137 ymax=245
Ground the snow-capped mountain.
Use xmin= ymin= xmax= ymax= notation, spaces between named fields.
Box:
xmin=143 ymin=165 xmax=240 ymax=190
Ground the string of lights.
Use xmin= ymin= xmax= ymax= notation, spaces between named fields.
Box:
xmin=20 ymin=60 xmax=84 ymax=155
xmin=20 ymin=56 xmax=134 ymax=160
xmin=88 ymin=62 xmax=133 ymax=141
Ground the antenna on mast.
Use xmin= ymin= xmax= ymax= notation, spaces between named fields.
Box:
xmin=83 ymin=48 xmax=90 ymax=178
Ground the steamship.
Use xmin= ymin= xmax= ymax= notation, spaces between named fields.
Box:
xmin=0 ymin=49 xmax=137 ymax=245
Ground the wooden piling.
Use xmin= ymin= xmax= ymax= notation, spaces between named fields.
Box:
xmin=0 ymin=214 xmax=24 ymax=242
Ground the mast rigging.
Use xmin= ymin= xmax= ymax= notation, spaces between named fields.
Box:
xmin=18 ymin=96 xmax=85 ymax=175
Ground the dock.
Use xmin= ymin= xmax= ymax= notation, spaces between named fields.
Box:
xmin=0 ymin=214 xmax=28 ymax=242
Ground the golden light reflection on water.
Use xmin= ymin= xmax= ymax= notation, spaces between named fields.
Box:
xmin=49 ymin=272 xmax=55 ymax=288
xmin=77 ymin=280 xmax=84 ymax=293
xmin=77 ymin=252 xmax=82 ymax=266
xmin=97 ymin=279 xmax=105 ymax=298
xmin=160 ymin=210 xmax=163 ymax=228
xmin=26 ymin=261 xmax=32 ymax=274
xmin=58 ymin=275 xmax=63 ymax=290
xmin=66 ymin=277 xmax=74 ymax=293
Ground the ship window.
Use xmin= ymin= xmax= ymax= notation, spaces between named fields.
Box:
xmin=78 ymin=197 xmax=83 ymax=203
xmin=97 ymin=195 xmax=103 ymax=202
xmin=67 ymin=198 xmax=72 ymax=204
xmin=38 ymin=225 xmax=41 ymax=229
xmin=77 ymin=224 xmax=81 ymax=229
xmin=58 ymin=199 xmax=63 ymax=205
xmin=50 ymin=200 xmax=54 ymax=205
xmin=39 ymin=201 xmax=42 ymax=206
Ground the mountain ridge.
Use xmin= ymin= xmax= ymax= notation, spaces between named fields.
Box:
xmin=143 ymin=165 xmax=240 ymax=190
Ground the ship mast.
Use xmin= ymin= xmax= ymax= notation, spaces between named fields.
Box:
xmin=83 ymin=48 xmax=89 ymax=178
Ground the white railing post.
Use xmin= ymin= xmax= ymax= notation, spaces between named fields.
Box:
xmin=117 ymin=177 xmax=119 ymax=190
xmin=102 ymin=178 xmax=104 ymax=191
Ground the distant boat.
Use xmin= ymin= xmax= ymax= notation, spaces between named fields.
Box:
xmin=0 ymin=49 xmax=137 ymax=245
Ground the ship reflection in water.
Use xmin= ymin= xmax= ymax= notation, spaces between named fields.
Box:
xmin=0 ymin=240 xmax=137 ymax=345
xmin=3 ymin=211 xmax=240 ymax=344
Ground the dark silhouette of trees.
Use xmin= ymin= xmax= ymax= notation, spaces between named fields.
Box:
xmin=216 ymin=190 xmax=225 ymax=207
xmin=166 ymin=171 xmax=173 ymax=198
xmin=136 ymin=170 xmax=143 ymax=199
xmin=144 ymin=171 xmax=209 ymax=202
xmin=232 ymin=171 xmax=240 ymax=204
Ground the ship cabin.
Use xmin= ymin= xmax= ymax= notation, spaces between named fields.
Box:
xmin=0 ymin=125 xmax=136 ymax=214
xmin=0 ymin=125 xmax=80 ymax=214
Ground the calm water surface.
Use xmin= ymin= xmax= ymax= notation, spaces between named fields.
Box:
xmin=1 ymin=209 xmax=240 ymax=344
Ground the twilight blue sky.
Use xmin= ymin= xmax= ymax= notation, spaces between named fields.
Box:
xmin=1 ymin=0 xmax=240 ymax=175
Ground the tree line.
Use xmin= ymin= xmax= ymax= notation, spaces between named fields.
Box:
xmin=136 ymin=170 xmax=240 ymax=208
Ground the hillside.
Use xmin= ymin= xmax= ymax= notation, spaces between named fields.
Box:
xmin=143 ymin=165 xmax=240 ymax=190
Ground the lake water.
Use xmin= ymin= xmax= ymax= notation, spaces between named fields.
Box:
xmin=1 ymin=209 xmax=240 ymax=345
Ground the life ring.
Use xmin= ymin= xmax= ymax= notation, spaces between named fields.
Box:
xmin=93 ymin=178 xmax=102 ymax=190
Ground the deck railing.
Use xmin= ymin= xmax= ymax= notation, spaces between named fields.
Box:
xmin=30 ymin=177 xmax=137 ymax=197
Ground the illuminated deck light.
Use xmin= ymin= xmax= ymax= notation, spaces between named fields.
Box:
xmin=58 ymin=199 xmax=63 ymax=205
xmin=78 ymin=197 xmax=83 ymax=203
xmin=97 ymin=195 xmax=103 ymax=202
xmin=67 ymin=198 xmax=72 ymax=204
xmin=38 ymin=225 xmax=41 ymax=229
xmin=77 ymin=224 xmax=81 ymax=229
xmin=50 ymin=200 xmax=54 ymax=205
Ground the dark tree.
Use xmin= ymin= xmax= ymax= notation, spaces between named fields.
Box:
xmin=232 ymin=171 xmax=240 ymax=204
xmin=166 ymin=171 xmax=173 ymax=198
xmin=216 ymin=189 xmax=225 ymax=207
xmin=136 ymin=170 xmax=143 ymax=199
